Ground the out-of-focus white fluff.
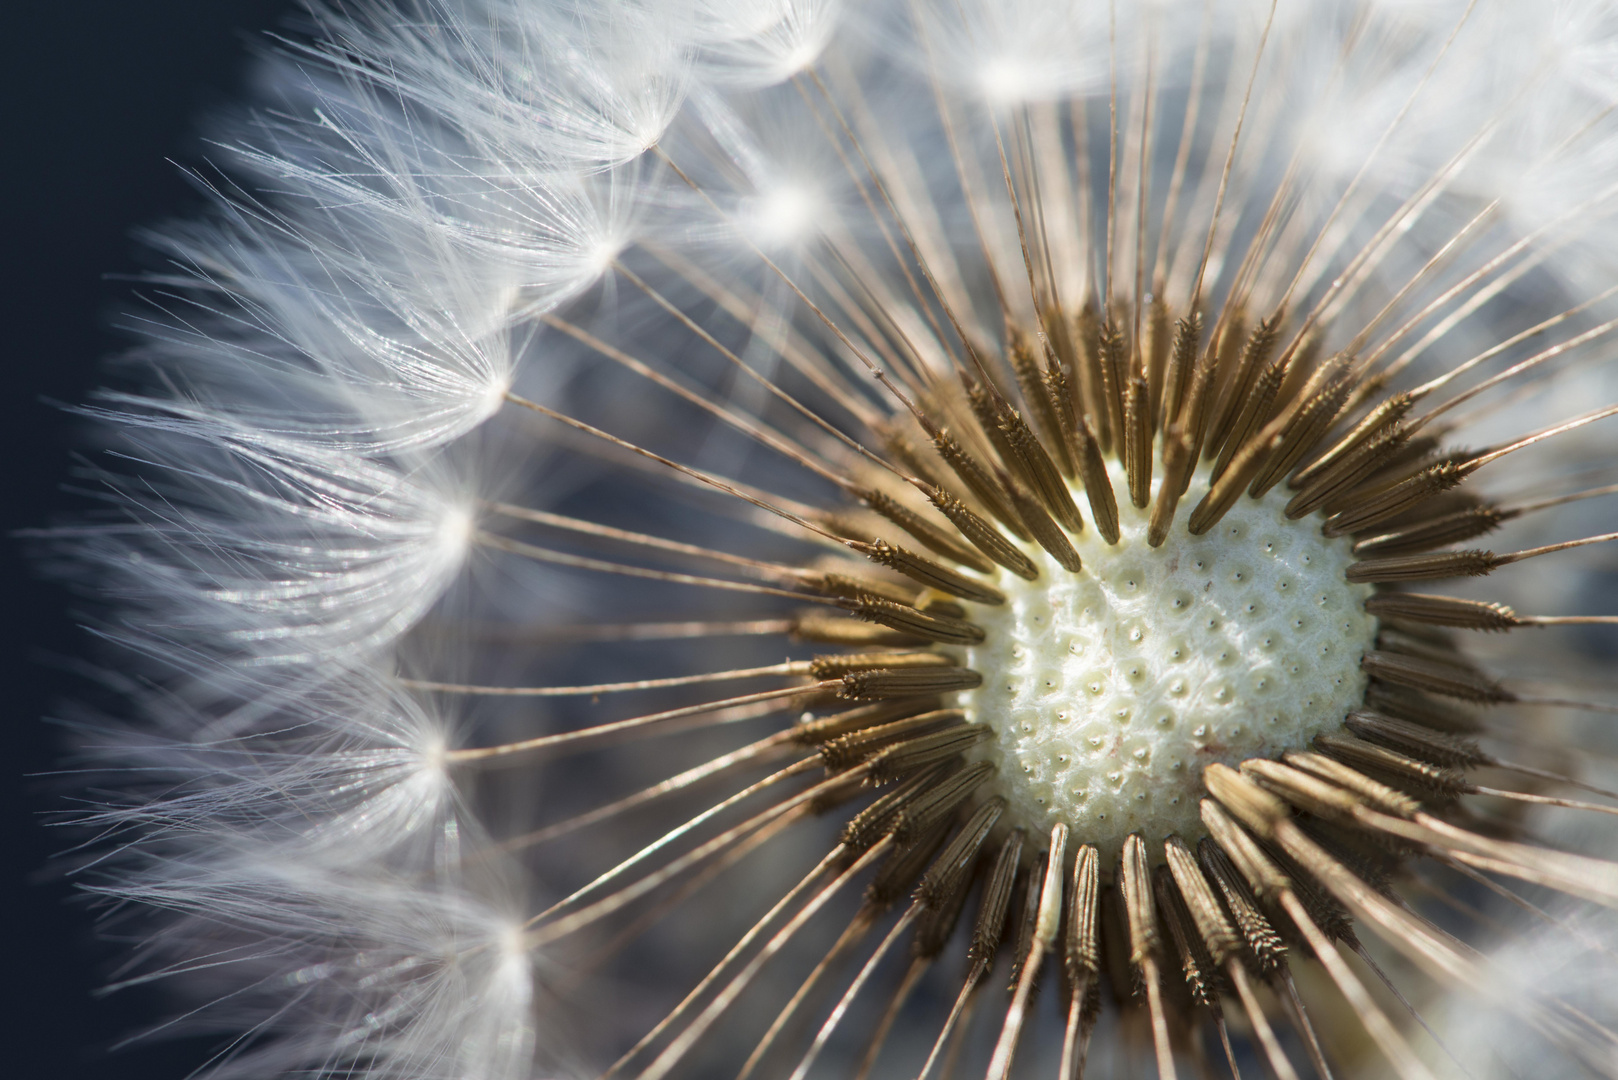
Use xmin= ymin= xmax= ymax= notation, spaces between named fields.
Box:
xmin=64 ymin=1 xmax=1618 ymax=1077
xmin=894 ymin=0 xmax=1123 ymax=105
xmin=102 ymin=853 xmax=535 ymax=1080
xmin=683 ymin=0 xmax=842 ymax=85
xmin=1432 ymin=907 xmax=1618 ymax=1078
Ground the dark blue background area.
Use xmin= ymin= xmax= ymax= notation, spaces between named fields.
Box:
xmin=1 ymin=4 xmax=292 ymax=1076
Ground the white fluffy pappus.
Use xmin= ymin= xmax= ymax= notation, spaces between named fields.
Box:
xmin=96 ymin=854 xmax=537 ymax=1080
xmin=72 ymin=420 xmax=475 ymax=672
xmin=52 ymin=0 xmax=1618 ymax=1078
xmin=71 ymin=667 xmax=464 ymax=861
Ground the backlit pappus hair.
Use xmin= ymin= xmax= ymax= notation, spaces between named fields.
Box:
xmin=58 ymin=1 xmax=1618 ymax=1079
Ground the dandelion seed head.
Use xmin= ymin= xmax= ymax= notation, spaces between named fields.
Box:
xmin=53 ymin=0 xmax=1618 ymax=1077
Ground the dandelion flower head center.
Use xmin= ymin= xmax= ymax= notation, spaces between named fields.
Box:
xmin=960 ymin=462 xmax=1374 ymax=860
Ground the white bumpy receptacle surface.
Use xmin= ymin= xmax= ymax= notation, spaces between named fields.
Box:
xmin=958 ymin=467 xmax=1375 ymax=861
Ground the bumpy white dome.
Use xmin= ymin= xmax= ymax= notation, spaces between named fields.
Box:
xmin=958 ymin=465 xmax=1375 ymax=861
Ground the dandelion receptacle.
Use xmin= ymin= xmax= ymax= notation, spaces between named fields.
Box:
xmin=58 ymin=2 xmax=1618 ymax=1079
